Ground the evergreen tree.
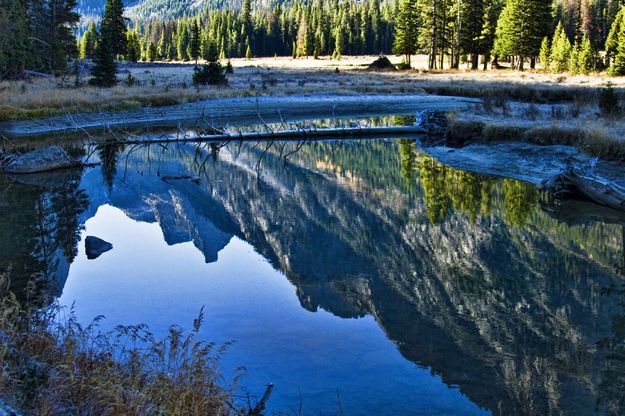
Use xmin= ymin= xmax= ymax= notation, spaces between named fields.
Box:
xmin=201 ymin=33 xmax=211 ymax=60
xmin=190 ymin=20 xmax=201 ymax=64
xmin=241 ymin=0 xmax=253 ymax=41
xmin=296 ymin=16 xmax=310 ymax=57
xmin=102 ymin=0 xmax=127 ymax=57
xmin=539 ymin=37 xmax=550 ymax=70
xmin=606 ymin=6 xmax=625 ymax=65
xmin=89 ymin=27 xmax=117 ymax=87
xmin=577 ymin=34 xmax=596 ymax=74
xmin=393 ymin=0 xmax=420 ymax=66
xmin=146 ymin=42 xmax=157 ymax=62
xmin=30 ymin=0 xmax=80 ymax=72
xmin=157 ymin=31 xmax=167 ymax=59
xmin=494 ymin=0 xmax=553 ymax=70
xmin=80 ymin=22 xmax=98 ymax=59
xmin=245 ymin=37 xmax=252 ymax=59
xmin=177 ymin=24 xmax=190 ymax=61
xmin=568 ymin=42 xmax=580 ymax=75
xmin=126 ymin=29 xmax=141 ymax=62
xmin=461 ymin=0 xmax=487 ymax=69
xmin=479 ymin=0 xmax=504 ymax=70
xmin=550 ymin=22 xmax=572 ymax=73
xmin=334 ymin=15 xmax=346 ymax=59
xmin=193 ymin=39 xmax=226 ymax=85
xmin=609 ymin=15 xmax=625 ymax=75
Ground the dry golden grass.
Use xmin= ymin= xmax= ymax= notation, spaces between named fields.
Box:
xmin=447 ymin=119 xmax=625 ymax=161
xmin=4 ymin=55 xmax=624 ymax=122
xmin=0 ymin=272 xmax=243 ymax=416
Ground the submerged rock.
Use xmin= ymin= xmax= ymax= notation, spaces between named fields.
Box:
xmin=416 ymin=110 xmax=448 ymax=133
xmin=3 ymin=146 xmax=79 ymax=174
xmin=85 ymin=236 xmax=113 ymax=260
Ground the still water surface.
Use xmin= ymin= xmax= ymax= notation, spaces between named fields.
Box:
xmin=1 ymin=138 xmax=625 ymax=415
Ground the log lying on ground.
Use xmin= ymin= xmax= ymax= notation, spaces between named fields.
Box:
xmin=542 ymin=165 xmax=625 ymax=211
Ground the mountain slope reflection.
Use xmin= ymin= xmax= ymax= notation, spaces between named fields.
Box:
xmin=3 ymin=138 xmax=625 ymax=415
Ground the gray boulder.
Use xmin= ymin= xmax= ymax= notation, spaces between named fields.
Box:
xmin=85 ymin=236 xmax=113 ymax=260
xmin=416 ymin=110 xmax=448 ymax=133
xmin=3 ymin=146 xmax=80 ymax=174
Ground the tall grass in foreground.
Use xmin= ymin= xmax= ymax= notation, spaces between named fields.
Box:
xmin=0 ymin=273 xmax=245 ymax=416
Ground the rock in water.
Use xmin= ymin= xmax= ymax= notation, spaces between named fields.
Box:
xmin=85 ymin=236 xmax=113 ymax=260
xmin=3 ymin=146 xmax=79 ymax=174
xmin=416 ymin=110 xmax=448 ymax=133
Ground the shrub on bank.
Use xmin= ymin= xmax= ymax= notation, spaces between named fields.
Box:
xmin=0 ymin=273 xmax=241 ymax=416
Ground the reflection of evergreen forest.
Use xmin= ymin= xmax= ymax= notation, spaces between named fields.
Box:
xmin=0 ymin=171 xmax=88 ymax=302
xmin=2 ymin=138 xmax=625 ymax=415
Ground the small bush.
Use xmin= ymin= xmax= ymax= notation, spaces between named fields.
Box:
xmin=599 ymin=82 xmax=621 ymax=118
xmin=125 ymin=73 xmax=136 ymax=87
xmin=193 ymin=63 xmax=227 ymax=86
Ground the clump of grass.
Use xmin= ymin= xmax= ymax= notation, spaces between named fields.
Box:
xmin=521 ymin=125 xmax=625 ymax=160
xmin=0 ymin=273 xmax=244 ymax=416
xmin=423 ymin=83 xmax=596 ymax=104
xmin=483 ymin=124 xmax=526 ymax=142
xmin=522 ymin=103 xmax=541 ymax=121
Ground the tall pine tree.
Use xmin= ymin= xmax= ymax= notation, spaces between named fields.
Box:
xmin=393 ymin=0 xmax=420 ymax=66
xmin=89 ymin=25 xmax=117 ymax=87
xmin=190 ymin=20 xmax=201 ymax=64
xmin=494 ymin=0 xmax=552 ymax=70
xmin=102 ymin=0 xmax=127 ymax=57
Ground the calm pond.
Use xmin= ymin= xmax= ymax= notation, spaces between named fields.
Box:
xmin=1 ymin=137 xmax=625 ymax=415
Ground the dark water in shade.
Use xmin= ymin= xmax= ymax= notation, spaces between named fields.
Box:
xmin=2 ymin=138 xmax=625 ymax=415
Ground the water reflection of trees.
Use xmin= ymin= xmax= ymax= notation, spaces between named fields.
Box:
xmin=98 ymin=143 xmax=125 ymax=193
xmin=3 ymin=137 xmax=625 ymax=415
xmin=412 ymin=148 xmax=538 ymax=227
xmin=0 ymin=171 xmax=88 ymax=302
xmin=597 ymin=283 xmax=625 ymax=415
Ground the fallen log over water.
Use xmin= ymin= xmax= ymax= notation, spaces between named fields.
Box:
xmin=0 ymin=94 xmax=475 ymax=138
xmin=115 ymin=125 xmax=428 ymax=145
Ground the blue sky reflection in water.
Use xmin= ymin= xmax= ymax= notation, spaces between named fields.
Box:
xmin=59 ymin=204 xmax=487 ymax=415
xmin=3 ymin=137 xmax=625 ymax=415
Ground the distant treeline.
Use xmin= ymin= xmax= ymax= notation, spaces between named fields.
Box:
xmin=80 ymin=0 xmax=396 ymax=61
xmin=391 ymin=0 xmax=625 ymax=72
xmin=5 ymin=0 xmax=625 ymax=79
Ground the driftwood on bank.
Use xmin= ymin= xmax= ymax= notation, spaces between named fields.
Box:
xmin=542 ymin=164 xmax=625 ymax=211
xmin=562 ymin=166 xmax=625 ymax=211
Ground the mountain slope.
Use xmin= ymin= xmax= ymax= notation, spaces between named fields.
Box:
xmin=77 ymin=0 xmax=242 ymax=20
